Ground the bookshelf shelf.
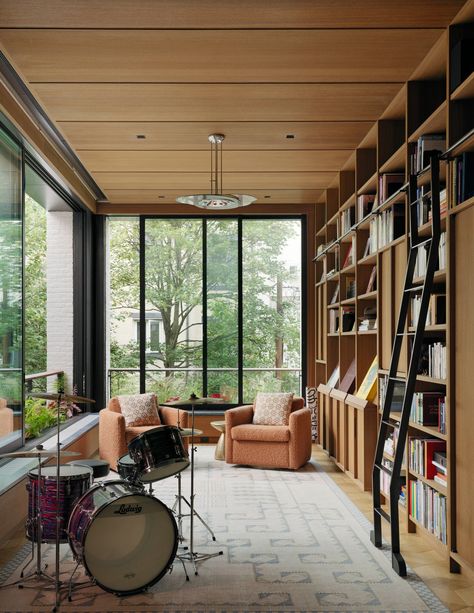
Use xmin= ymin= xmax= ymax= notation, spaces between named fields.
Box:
xmin=377 ymin=234 xmax=406 ymax=254
xmin=340 ymin=264 xmax=356 ymax=275
xmin=358 ymin=290 xmax=377 ymax=300
xmin=408 ymin=100 xmax=447 ymax=143
xmin=340 ymin=296 xmax=356 ymax=305
xmin=373 ymin=183 xmax=408 ymax=214
xmin=448 ymin=194 xmax=474 ymax=216
xmin=417 ymin=161 xmax=447 ymax=188
xmin=328 ymin=332 xmax=339 ymax=338
xmin=340 ymin=193 xmax=356 ymax=211
xmin=379 ymin=143 xmax=406 ymax=174
xmin=416 ymin=375 xmax=446 ymax=385
xmin=444 ymin=128 xmax=474 ymax=159
xmin=451 ymin=71 xmax=474 ymax=101
xmin=358 ymin=171 xmax=378 ymax=195
xmin=413 ymin=269 xmax=446 ymax=285
xmin=327 ymin=304 xmax=339 ymax=310
xmin=417 ymin=215 xmax=447 ymax=237
xmin=358 ymin=329 xmax=377 ymax=335
xmin=327 ymin=212 xmax=339 ymax=226
xmin=408 ymin=421 xmax=447 ymax=441
xmin=408 ymin=324 xmax=446 ymax=333
xmin=341 ymin=331 xmax=356 ymax=336
xmin=358 ymin=252 xmax=377 ymax=265
xmin=316 ymin=226 xmax=326 ymax=237
xmin=340 ymin=229 xmax=356 ymax=244
xmin=357 ymin=214 xmax=373 ymax=230
xmin=408 ymin=469 xmax=447 ymax=496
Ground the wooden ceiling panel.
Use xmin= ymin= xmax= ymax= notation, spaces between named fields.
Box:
xmin=78 ymin=150 xmax=350 ymax=173
xmin=32 ymin=83 xmax=402 ymax=122
xmin=102 ymin=189 xmax=323 ymax=205
xmin=93 ymin=171 xmax=336 ymax=191
xmin=58 ymin=121 xmax=374 ymax=151
xmin=0 ymin=29 xmax=442 ymax=83
xmin=0 ymin=0 xmax=464 ymax=29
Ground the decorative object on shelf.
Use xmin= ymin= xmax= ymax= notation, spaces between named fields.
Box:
xmin=305 ymin=386 xmax=317 ymax=441
xmin=176 ymin=134 xmax=256 ymax=210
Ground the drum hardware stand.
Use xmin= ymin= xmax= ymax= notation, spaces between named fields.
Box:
xmin=0 ymin=446 xmax=56 ymax=591
xmin=174 ymin=400 xmax=223 ymax=576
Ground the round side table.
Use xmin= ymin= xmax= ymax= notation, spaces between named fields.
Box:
xmin=210 ymin=420 xmax=226 ymax=461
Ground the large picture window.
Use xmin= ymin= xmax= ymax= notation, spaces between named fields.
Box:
xmin=107 ymin=216 xmax=304 ymax=405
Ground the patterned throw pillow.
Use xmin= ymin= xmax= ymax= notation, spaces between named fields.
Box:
xmin=117 ymin=393 xmax=161 ymax=427
xmin=252 ymin=392 xmax=294 ymax=426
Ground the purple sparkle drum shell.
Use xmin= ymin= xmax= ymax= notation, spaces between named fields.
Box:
xmin=26 ymin=465 xmax=92 ymax=542
xmin=68 ymin=480 xmax=178 ymax=595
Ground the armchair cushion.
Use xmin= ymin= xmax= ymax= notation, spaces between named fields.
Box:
xmin=252 ymin=392 xmax=293 ymax=425
xmin=231 ymin=424 xmax=290 ymax=442
xmin=116 ymin=393 xmax=161 ymax=427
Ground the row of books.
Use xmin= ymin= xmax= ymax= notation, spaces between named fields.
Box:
xmin=341 ymin=207 xmax=355 ymax=235
xmin=369 ymin=205 xmax=405 ymax=251
xmin=329 ymin=306 xmax=356 ymax=333
xmin=415 ymin=186 xmax=447 ymax=227
xmin=380 ymin=457 xmax=406 ymax=506
xmin=414 ymin=231 xmax=446 ymax=277
xmin=408 ymin=437 xmax=446 ymax=479
xmin=410 ymin=293 xmax=446 ymax=327
xmin=357 ymin=194 xmax=376 ymax=222
xmin=410 ymin=134 xmax=446 ymax=175
xmin=410 ymin=392 xmax=447 ymax=434
xmin=450 ymin=152 xmax=474 ymax=206
xmin=409 ymin=479 xmax=447 ymax=544
xmin=419 ymin=341 xmax=446 ymax=380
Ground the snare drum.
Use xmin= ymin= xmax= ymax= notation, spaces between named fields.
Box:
xmin=128 ymin=425 xmax=189 ymax=482
xmin=68 ymin=481 xmax=178 ymax=595
xmin=26 ymin=465 xmax=92 ymax=542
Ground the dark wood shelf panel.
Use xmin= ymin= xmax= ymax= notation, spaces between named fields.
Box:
xmin=358 ymin=171 xmax=377 ymax=195
xmin=379 ymin=142 xmax=406 ymax=174
xmin=340 ymin=193 xmax=356 ymax=212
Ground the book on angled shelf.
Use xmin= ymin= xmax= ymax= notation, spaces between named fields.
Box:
xmin=357 ymin=194 xmax=376 ymax=222
xmin=341 ymin=207 xmax=355 ymax=235
xmin=356 ymin=356 xmax=378 ymax=402
xmin=362 ymin=236 xmax=371 ymax=258
xmin=451 ymin=151 xmax=474 ymax=206
xmin=366 ymin=265 xmax=377 ymax=293
xmin=345 ymin=277 xmax=356 ymax=299
xmin=342 ymin=241 xmax=354 ymax=269
xmin=379 ymin=173 xmax=405 ymax=204
xmin=330 ymin=283 xmax=340 ymax=304
xmin=327 ymin=365 xmax=340 ymax=388
xmin=329 ymin=308 xmax=339 ymax=333
xmin=339 ymin=358 xmax=356 ymax=394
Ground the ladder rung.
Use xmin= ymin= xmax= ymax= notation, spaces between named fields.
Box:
xmin=381 ymin=420 xmax=396 ymax=428
xmin=404 ymin=286 xmax=422 ymax=293
xmin=374 ymin=507 xmax=391 ymax=523
xmin=375 ymin=462 xmax=392 ymax=475
xmin=397 ymin=331 xmax=415 ymax=336
xmin=389 ymin=376 xmax=406 ymax=382
xmin=412 ymin=236 xmax=432 ymax=248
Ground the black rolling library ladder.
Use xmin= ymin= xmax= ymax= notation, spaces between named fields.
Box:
xmin=370 ymin=154 xmax=441 ymax=576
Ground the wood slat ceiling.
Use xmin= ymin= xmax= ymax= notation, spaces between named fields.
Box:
xmin=0 ymin=0 xmax=465 ymax=208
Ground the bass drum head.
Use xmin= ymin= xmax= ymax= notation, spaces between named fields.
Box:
xmin=82 ymin=492 xmax=177 ymax=595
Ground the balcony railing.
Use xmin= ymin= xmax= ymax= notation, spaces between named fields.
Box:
xmin=108 ymin=367 xmax=302 ymax=403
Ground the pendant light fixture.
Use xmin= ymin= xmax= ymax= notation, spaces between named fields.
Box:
xmin=176 ymin=134 xmax=256 ymax=209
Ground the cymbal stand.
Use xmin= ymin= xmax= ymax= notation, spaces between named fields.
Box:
xmin=176 ymin=402 xmax=223 ymax=576
xmin=53 ymin=391 xmax=63 ymax=613
xmin=0 ymin=447 xmax=55 ymax=590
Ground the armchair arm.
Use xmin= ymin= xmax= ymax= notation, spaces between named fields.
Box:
xmin=288 ymin=407 xmax=312 ymax=470
xmin=225 ymin=405 xmax=254 ymax=463
xmin=99 ymin=408 xmax=128 ymax=471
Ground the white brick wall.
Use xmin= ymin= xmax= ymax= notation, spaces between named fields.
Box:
xmin=46 ymin=212 xmax=74 ymax=391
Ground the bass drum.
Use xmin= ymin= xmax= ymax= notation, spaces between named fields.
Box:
xmin=68 ymin=481 xmax=177 ymax=595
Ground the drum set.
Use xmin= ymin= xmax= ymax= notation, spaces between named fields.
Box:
xmin=0 ymin=393 xmax=223 ymax=610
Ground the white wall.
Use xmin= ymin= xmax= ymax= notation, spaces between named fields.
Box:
xmin=46 ymin=211 xmax=74 ymax=390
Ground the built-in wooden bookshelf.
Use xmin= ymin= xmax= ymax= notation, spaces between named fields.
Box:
xmin=315 ymin=2 xmax=474 ymax=575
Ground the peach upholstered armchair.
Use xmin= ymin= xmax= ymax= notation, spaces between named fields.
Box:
xmin=99 ymin=396 xmax=189 ymax=471
xmin=225 ymin=396 xmax=311 ymax=470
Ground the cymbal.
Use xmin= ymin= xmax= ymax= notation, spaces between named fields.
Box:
xmin=165 ymin=396 xmax=225 ymax=407
xmin=28 ymin=392 xmax=95 ymax=404
xmin=0 ymin=449 xmax=81 ymax=458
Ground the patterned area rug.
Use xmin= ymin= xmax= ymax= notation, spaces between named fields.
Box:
xmin=0 ymin=446 xmax=448 ymax=613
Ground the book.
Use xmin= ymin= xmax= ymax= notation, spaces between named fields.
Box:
xmin=357 ymin=194 xmax=376 ymax=222
xmin=379 ymin=173 xmax=405 ymax=204
xmin=366 ymin=265 xmax=377 ymax=293
xmin=327 ymin=365 xmax=340 ymax=388
xmin=411 ymin=134 xmax=446 ymax=174
xmin=356 ymin=356 xmax=378 ymax=402
xmin=330 ymin=283 xmax=340 ymax=305
xmin=339 ymin=358 xmax=356 ymax=394
xmin=342 ymin=307 xmax=355 ymax=332
xmin=342 ymin=242 xmax=353 ymax=269
xmin=424 ymin=440 xmax=447 ymax=480
xmin=410 ymin=392 xmax=445 ymax=426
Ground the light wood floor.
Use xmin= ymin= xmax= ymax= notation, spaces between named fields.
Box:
xmin=1 ymin=445 xmax=474 ymax=612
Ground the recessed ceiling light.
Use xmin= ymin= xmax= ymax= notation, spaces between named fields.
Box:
xmin=158 ymin=195 xmax=165 ymax=199
xmin=264 ymin=195 xmax=271 ymax=199
xmin=286 ymin=134 xmax=295 ymax=139
xmin=136 ymin=134 xmax=146 ymax=139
